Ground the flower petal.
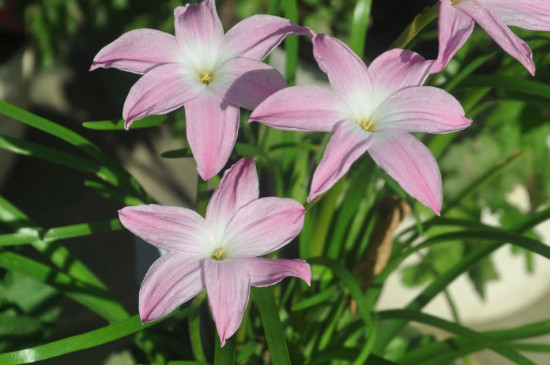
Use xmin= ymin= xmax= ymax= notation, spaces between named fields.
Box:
xmin=119 ymin=205 xmax=212 ymax=256
xmin=90 ymin=29 xmax=183 ymax=74
xmin=224 ymin=198 xmax=305 ymax=257
xmin=222 ymin=15 xmax=314 ymax=61
xmin=372 ymin=86 xmax=472 ymax=134
xmin=312 ymin=34 xmax=374 ymax=103
xmin=206 ymin=158 xmax=259 ymax=234
xmin=243 ymin=257 xmax=311 ymax=287
xmin=483 ymin=0 xmax=550 ymax=31
xmin=249 ymin=85 xmax=346 ymax=132
xmin=203 ymin=259 xmax=250 ymax=347
xmin=122 ymin=63 xmax=203 ymax=129
xmin=308 ymin=121 xmax=371 ymax=202
xmin=368 ymin=49 xmax=433 ymax=95
xmin=185 ymin=93 xmax=240 ymax=180
xmin=368 ymin=132 xmax=442 ymax=215
xmin=432 ymin=0 xmax=475 ymax=74
xmin=173 ymin=0 xmax=225 ymax=71
xmin=213 ymin=57 xmax=286 ymax=110
xmin=459 ymin=1 xmax=535 ymax=75
xmin=139 ymin=253 xmax=203 ymax=322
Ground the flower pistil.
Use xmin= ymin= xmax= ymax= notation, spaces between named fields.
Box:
xmin=200 ymin=72 xmax=213 ymax=86
xmin=360 ymin=118 xmax=375 ymax=132
xmin=212 ymin=247 xmax=227 ymax=261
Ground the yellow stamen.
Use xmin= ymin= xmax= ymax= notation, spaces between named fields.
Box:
xmin=361 ymin=119 xmax=375 ymax=132
xmin=213 ymin=247 xmax=227 ymax=261
xmin=200 ymin=73 xmax=212 ymax=85
xmin=451 ymin=0 xmax=459 ymax=5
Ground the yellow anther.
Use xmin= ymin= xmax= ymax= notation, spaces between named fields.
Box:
xmin=200 ymin=73 xmax=212 ymax=85
xmin=213 ymin=247 xmax=227 ymax=261
xmin=451 ymin=0 xmax=459 ymax=5
xmin=361 ymin=119 xmax=375 ymax=132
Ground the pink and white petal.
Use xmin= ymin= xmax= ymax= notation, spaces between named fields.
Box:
xmin=185 ymin=93 xmax=240 ymax=180
xmin=90 ymin=29 xmax=183 ymax=74
xmin=223 ymin=197 xmax=305 ymax=257
xmin=459 ymin=2 xmax=535 ymax=75
xmin=213 ymin=58 xmax=286 ymax=110
xmin=368 ymin=49 xmax=433 ymax=95
xmin=222 ymin=15 xmax=314 ymax=61
xmin=372 ymin=86 xmax=472 ymax=134
xmin=122 ymin=63 xmax=203 ymax=129
xmin=312 ymin=34 xmax=374 ymax=102
xmin=308 ymin=121 xmax=372 ymax=202
xmin=243 ymin=257 xmax=311 ymax=287
xmin=139 ymin=253 xmax=203 ymax=322
xmin=206 ymin=158 xmax=259 ymax=233
xmin=119 ymin=205 xmax=212 ymax=255
xmin=368 ymin=132 xmax=442 ymax=215
xmin=431 ymin=0 xmax=475 ymax=74
xmin=173 ymin=1 xmax=224 ymax=70
xmin=482 ymin=0 xmax=550 ymax=31
xmin=249 ymin=85 xmax=346 ymax=132
xmin=203 ymin=259 xmax=250 ymax=347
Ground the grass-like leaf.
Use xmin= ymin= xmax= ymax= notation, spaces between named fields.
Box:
xmin=252 ymin=287 xmax=291 ymax=365
xmin=82 ymin=115 xmax=166 ymax=130
xmin=379 ymin=310 xmax=535 ymax=365
xmin=0 ymin=314 xmax=175 ymax=365
xmin=349 ymin=0 xmax=372 ymax=57
xmin=0 ymin=251 xmax=128 ymax=323
xmin=0 ymin=100 xmax=144 ymax=197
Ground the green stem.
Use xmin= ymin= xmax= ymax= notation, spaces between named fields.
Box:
xmin=283 ymin=0 xmax=299 ymax=86
xmin=189 ymin=292 xmax=207 ymax=363
xmin=214 ymin=336 xmax=235 ymax=365
xmin=349 ymin=0 xmax=373 ymax=56
xmin=390 ymin=3 xmax=440 ymax=49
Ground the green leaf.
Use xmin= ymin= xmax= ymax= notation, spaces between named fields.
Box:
xmin=252 ymin=287 xmax=291 ymax=365
xmin=160 ymin=148 xmax=193 ymax=159
xmin=82 ymin=115 xmax=166 ymax=130
xmin=378 ymin=310 xmax=535 ymax=365
xmin=390 ymin=3 xmax=439 ymax=49
xmin=0 ymin=314 xmax=168 ymax=365
xmin=84 ymin=180 xmax=144 ymax=205
xmin=459 ymin=74 xmax=550 ymax=100
xmin=283 ymin=0 xmax=298 ymax=86
xmin=0 ymin=196 xmax=116 ymax=293
xmin=0 ymin=252 xmax=128 ymax=323
xmin=0 ymin=218 xmax=122 ymax=248
xmin=214 ymin=336 xmax=235 ymax=365
xmin=349 ymin=0 xmax=372 ymax=57
xmin=291 ymin=286 xmax=338 ymax=311
xmin=0 ymin=100 xmax=143 ymax=197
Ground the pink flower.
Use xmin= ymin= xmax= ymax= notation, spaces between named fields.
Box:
xmin=91 ymin=0 xmax=312 ymax=180
xmin=250 ymin=35 xmax=472 ymax=215
xmin=118 ymin=158 xmax=310 ymax=346
xmin=432 ymin=0 xmax=550 ymax=75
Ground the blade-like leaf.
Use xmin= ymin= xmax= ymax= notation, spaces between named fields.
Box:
xmin=82 ymin=115 xmax=166 ymax=130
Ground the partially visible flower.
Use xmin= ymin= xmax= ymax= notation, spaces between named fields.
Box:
xmin=91 ymin=0 xmax=312 ymax=180
xmin=250 ymin=35 xmax=472 ymax=214
xmin=119 ymin=158 xmax=310 ymax=346
xmin=432 ymin=0 xmax=550 ymax=75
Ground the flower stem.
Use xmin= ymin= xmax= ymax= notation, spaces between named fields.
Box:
xmin=390 ymin=3 xmax=440 ymax=50
xmin=214 ymin=336 xmax=235 ymax=365
xmin=189 ymin=292 xmax=207 ymax=363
